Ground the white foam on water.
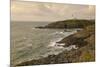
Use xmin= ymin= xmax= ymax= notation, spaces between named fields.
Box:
xmin=32 ymin=27 xmax=35 ymax=29
xmin=59 ymin=31 xmax=64 ymax=34
xmin=48 ymin=42 xmax=56 ymax=47
xmin=51 ymin=31 xmax=65 ymax=35
xmin=48 ymin=37 xmax=64 ymax=48
xmin=65 ymin=45 xmax=78 ymax=51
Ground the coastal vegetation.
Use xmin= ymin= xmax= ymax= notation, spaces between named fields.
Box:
xmin=36 ymin=19 xmax=95 ymax=29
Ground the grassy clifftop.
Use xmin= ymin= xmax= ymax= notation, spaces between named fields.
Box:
xmin=37 ymin=19 xmax=95 ymax=29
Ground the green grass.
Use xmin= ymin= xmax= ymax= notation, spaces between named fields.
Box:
xmin=45 ymin=19 xmax=95 ymax=29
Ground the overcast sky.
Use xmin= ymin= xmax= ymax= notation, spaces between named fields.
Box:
xmin=11 ymin=1 xmax=95 ymax=22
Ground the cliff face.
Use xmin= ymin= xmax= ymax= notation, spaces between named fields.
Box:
xmin=16 ymin=24 xmax=95 ymax=66
xmin=58 ymin=25 xmax=95 ymax=47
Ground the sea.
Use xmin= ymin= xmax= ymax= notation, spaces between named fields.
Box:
xmin=11 ymin=22 xmax=78 ymax=65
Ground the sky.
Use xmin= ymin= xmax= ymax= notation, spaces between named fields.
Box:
xmin=11 ymin=1 xmax=95 ymax=22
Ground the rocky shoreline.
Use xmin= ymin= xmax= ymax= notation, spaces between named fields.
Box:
xmin=16 ymin=19 xmax=95 ymax=66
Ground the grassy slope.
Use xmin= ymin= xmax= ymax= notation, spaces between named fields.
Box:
xmin=44 ymin=19 xmax=95 ymax=29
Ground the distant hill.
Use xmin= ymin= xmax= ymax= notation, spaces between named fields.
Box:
xmin=36 ymin=19 xmax=95 ymax=29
